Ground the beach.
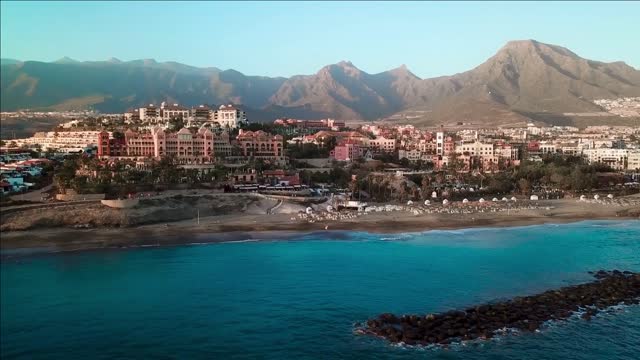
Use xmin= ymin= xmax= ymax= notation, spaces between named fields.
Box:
xmin=2 ymin=194 xmax=639 ymax=255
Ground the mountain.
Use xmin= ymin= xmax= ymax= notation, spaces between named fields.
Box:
xmin=2 ymin=40 xmax=639 ymax=126
xmin=0 ymin=59 xmax=286 ymax=117
xmin=269 ymin=61 xmax=427 ymax=120
xmin=390 ymin=40 xmax=640 ymax=126
xmin=0 ymin=58 xmax=22 ymax=66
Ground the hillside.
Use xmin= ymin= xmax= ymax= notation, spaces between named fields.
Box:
xmin=2 ymin=40 xmax=639 ymax=126
xmin=390 ymin=40 xmax=640 ymax=127
xmin=0 ymin=60 xmax=286 ymax=114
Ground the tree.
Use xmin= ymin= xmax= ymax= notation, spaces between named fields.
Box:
xmin=168 ymin=118 xmax=184 ymax=131
xmin=113 ymin=131 xmax=125 ymax=140
xmin=421 ymin=175 xmax=432 ymax=199
xmin=487 ymin=173 xmax=513 ymax=194
xmin=517 ymin=178 xmax=531 ymax=195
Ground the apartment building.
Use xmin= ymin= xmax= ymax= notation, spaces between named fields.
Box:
xmin=16 ymin=131 xmax=103 ymax=152
xmin=97 ymin=127 xmax=217 ymax=163
xmin=366 ymin=136 xmax=396 ymax=153
xmin=583 ymin=148 xmax=629 ymax=170
xmin=331 ymin=141 xmax=363 ymax=162
xmin=236 ymin=130 xmax=284 ymax=162
xmin=628 ymin=151 xmax=640 ymax=171
xmin=212 ymin=104 xmax=247 ymax=128
xmin=160 ymin=102 xmax=190 ymax=121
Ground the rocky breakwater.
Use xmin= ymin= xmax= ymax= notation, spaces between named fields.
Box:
xmin=358 ymin=270 xmax=640 ymax=346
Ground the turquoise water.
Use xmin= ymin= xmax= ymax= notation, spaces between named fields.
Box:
xmin=2 ymin=220 xmax=640 ymax=359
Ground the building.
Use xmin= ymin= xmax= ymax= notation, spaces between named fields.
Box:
xmin=583 ymin=148 xmax=629 ymax=170
xmin=213 ymin=131 xmax=233 ymax=157
xmin=97 ymin=132 xmax=126 ymax=157
xmin=456 ymin=142 xmax=494 ymax=157
xmin=192 ymin=104 xmax=212 ymax=121
xmin=539 ymin=143 xmax=557 ymax=154
xmin=331 ymin=141 xmax=362 ymax=162
xmin=15 ymin=131 xmax=103 ymax=152
xmin=139 ymin=104 xmax=159 ymax=122
xmin=273 ymin=118 xmax=346 ymax=135
xmin=236 ymin=130 xmax=284 ymax=162
xmin=626 ymin=151 xmax=640 ymax=171
xmin=160 ymin=102 xmax=190 ymax=121
xmin=213 ymin=104 xmax=247 ymax=128
xmin=97 ymin=127 xmax=217 ymax=164
xmin=398 ymin=149 xmax=425 ymax=162
xmin=367 ymin=136 xmax=396 ymax=153
xmin=436 ymin=132 xmax=444 ymax=156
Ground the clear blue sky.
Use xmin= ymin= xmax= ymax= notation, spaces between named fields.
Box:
xmin=1 ymin=1 xmax=638 ymax=78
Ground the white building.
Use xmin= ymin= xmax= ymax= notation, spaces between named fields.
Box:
xmin=436 ymin=132 xmax=444 ymax=156
xmin=139 ymin=104 xmax=159 ymax=123
xmin=583 ymin=148 xmax=629 ymax=170
xmin=398 ymin=149 xmax=427 ymax=162
xmin=160 ymin=102 xmax=190 ymax=121
xmin=539 ymin=143 xmax=557 ymax=154
xmin=456 ymin=141 xmax=494 ymax=157
xmin=14 ymin=131 xmax=104 ymax=152
xmin=628 ymin=151 xmax=640 ymax=171
xmin=212 ymin=104 xmax=247 ymax=128
xmin=366 ymin=136 xmax=396 ymax=153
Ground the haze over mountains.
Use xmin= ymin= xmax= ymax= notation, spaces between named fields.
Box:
xmin=2 ymin=40 xmax=639 ymax=127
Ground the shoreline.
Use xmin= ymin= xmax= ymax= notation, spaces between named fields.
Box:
xmin=2 ymin=199 xmax=638 ymax=256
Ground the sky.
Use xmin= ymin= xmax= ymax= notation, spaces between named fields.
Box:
xmin=1 ymin=1 xmax=638 ymax=78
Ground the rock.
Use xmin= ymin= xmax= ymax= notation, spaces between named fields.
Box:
xmin=359 ymin=270 xmax=640 ymax=346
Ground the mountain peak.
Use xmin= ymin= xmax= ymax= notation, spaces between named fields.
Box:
xmin=499 ymin=39 xmax=578 ymax=59
xmin=142 ymin=58 xmax=157 ymax=65
xmin=54 ymin=56 xmax=79 ymax=64
xmin=336 ymin=60 xmax=355 ymax=68
xmin=387 ymin=64 xmax=419 ymax=79
xmin=107 ymin=57 xmax=122 ymax=63
xmin=503 ymin=39 xmax=539 ymax=47
xmin=391 ymin=64 xmax=410 ymax=72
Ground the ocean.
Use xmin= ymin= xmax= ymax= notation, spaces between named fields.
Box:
xmin=1 ymin=220 xmax=639 ymax=359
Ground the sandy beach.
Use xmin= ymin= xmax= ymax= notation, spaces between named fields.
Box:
xmin=2 ymin=194 xmax=639 ymax=255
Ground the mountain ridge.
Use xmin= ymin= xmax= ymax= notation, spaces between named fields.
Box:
xmin=2 ymin=40 xmax=639 ymax=126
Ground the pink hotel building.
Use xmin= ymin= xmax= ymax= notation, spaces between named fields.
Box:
xmin=98 ymin=127 xmax=215 ymax=163
xmin=98 ymin=127 xmax=284 ymax=164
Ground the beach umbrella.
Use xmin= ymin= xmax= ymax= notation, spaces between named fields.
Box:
xmin=502 ymin=197 xmax=508 ymax=201
xmin=593 ymin=194 xmax=600 ymax=200
xmin=492 ymin=198 xmax=499 ymax=202
xmin=511 ymin=197 xmax=517 ymax=202
xmin=469 ymin=188 xmax=475 ymax=192
xmin=424 ymin=200 xmax=431 ymax=205
xmin=442 ymin=199 xmax=449 ymax=205
xmin=431 ymin=191 xmax=438 ymax=199
xmin=479 ymin=198 xmax=485 ymax=203
xmin=580 ymin=195 xmax=586 ymax=201
xmin=326 ymin=205 xmax=334 ymax=212
xmin=462 ymin=198 xmax=469 ymax=203
xmin=407 ymin=200 xmax=413 ymax=205
xmin=607 ymin=194 xmax=614 ymax=199
xmin=530 ymin=195 xmax=539 ymax=201
xmin=306 ymin=207 xmax=313 ymax=214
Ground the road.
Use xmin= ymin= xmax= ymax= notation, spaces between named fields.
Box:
xmin=9 ymin=184 xmax=53 ymax=202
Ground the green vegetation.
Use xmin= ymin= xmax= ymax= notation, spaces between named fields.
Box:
xmin=51 ymin=155 xmax=231 ymax=198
